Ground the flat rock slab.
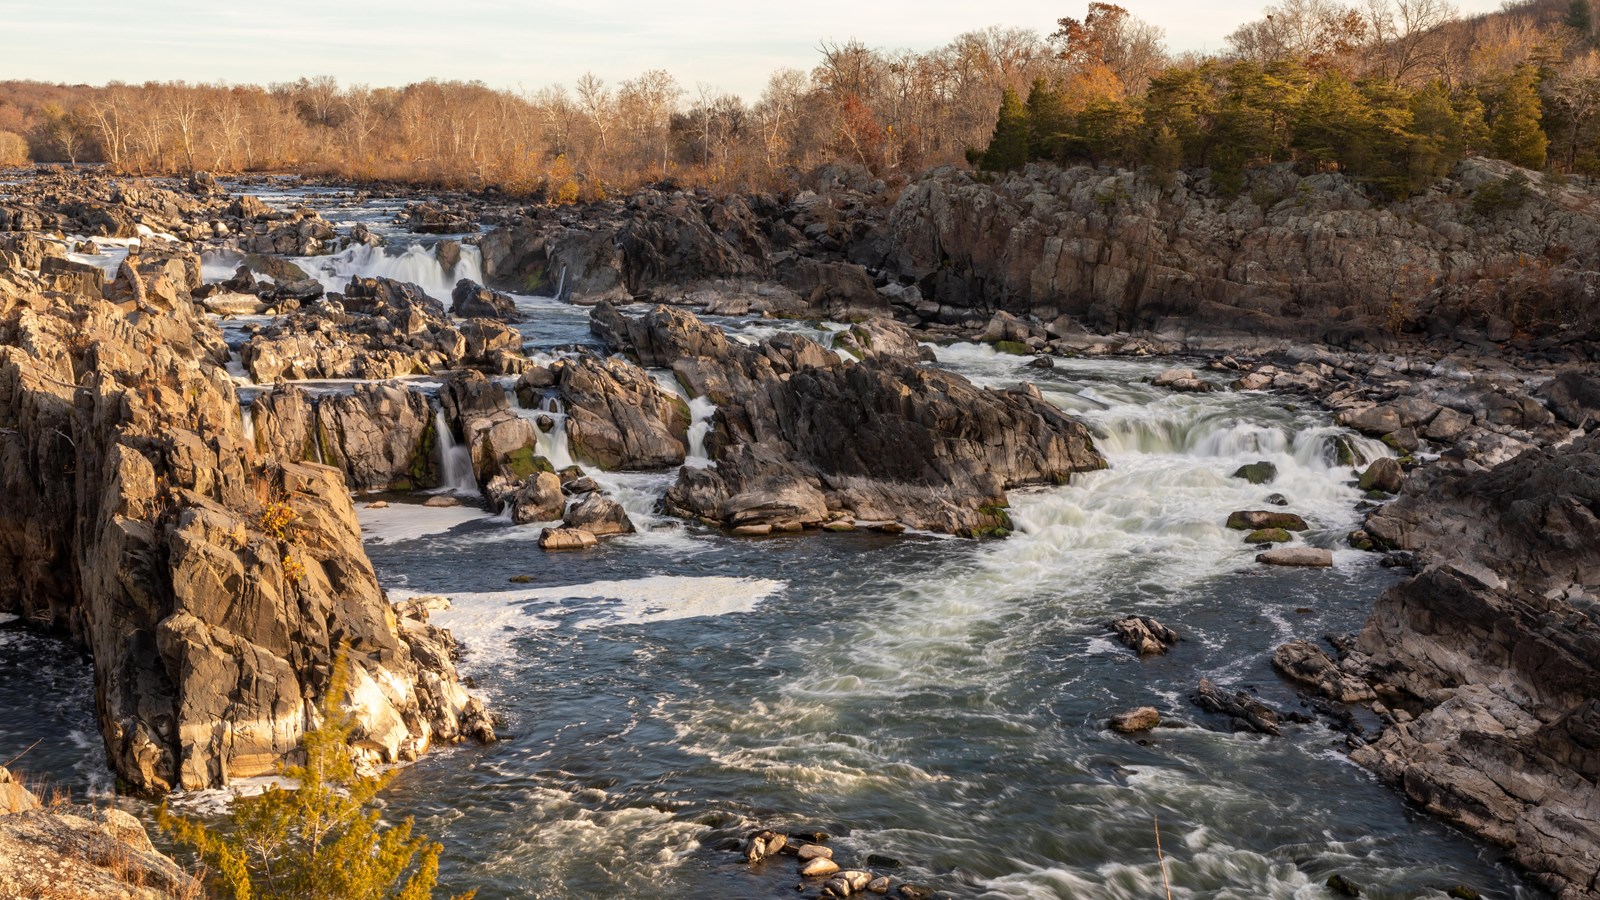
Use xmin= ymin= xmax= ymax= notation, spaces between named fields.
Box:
xmin=1257 ymin=547 xmax=1334 ymax=568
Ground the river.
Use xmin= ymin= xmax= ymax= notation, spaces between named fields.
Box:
xmin=0 ymin=180 xmax=1545 ymax=899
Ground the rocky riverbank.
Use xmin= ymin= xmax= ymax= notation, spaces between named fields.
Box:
xmin=0 ymin=765 xmax=197 ymax=898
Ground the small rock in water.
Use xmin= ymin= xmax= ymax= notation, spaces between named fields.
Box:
xmin=797 ymin=844 xmax=834 ymax=861
xmin=1447 ymin=886 xmax=1482 ymax=900
xmin=1152 ymin=368 xmax=1214 ymax=392
xmin=870 ymin=522 xmax=907 ymax=534
xmin=1265 ymin=493 xmax=1289 ymax=506
xmin=1256 ymin=547 xmax=1333 ymax=568
xmin=868 ymin=875 xmax=892 ymax=894
xmin=732 ymin=523 xmax=773 ymax=536
xmin=1326 ymin=873 xmax=1362 ymax=896
xmin=1271 ymin=640 xmax=1376 ymax=703
xmin=1027 ymin=355 xmax=1055 ymax=369
xmin=744 ymin=830 xmax=787 ymax=863
xmin=538 ymin=527 xmax=598 ymax=550
xmin=1109 ymin=615 xmax=1180 ymax=656
xmin=865 ymin=854 xmax=902 ymax=868
xmin=801 ymin=857 xmax=841 ymax=877
xmin=1347 ymin=530 xmax=1375 ymax=551
xmin=1231 ymin=461 xmax=1278 ymax=484
xmin=424 ymin=495 xmax=462 ymax=508
xmin=365 ymin=500 xmax=389 ymax=509
xmin=824 ymin=520 xmax=857 ymax=532
xmin=1357 ymin=457 xmax=1403 ymax=494
xmin=1227 ymin=510 xmax=1308 ymax=531
xmin=1190 ymin=677 xmax=1281 ymax=735
xmin=508 ymin=574 xmax=536 ymax=584
xmin=898 ymin=886 xmax=934 ymax=900
xmin=1244 ymin=528 xmax=1291 ymax=545
xmin=1109 ymin=707 xmax=1160 ymax=733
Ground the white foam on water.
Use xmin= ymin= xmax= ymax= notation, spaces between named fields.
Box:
xmin=358 ymin=502 xmax=488 ymax=544
xmin=0 ymin=614 xmax=17 ymax=626
xmin=168 ymin=775 xmax=299 ymax=817
xmin=466 ymin=782 xmax=706 ymax=896
xmin=412 ymin=576 xmax=785 ymax=671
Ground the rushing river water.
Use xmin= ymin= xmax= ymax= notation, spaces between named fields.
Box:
xmin=0 ymin=181 xmax=1547 ymax=899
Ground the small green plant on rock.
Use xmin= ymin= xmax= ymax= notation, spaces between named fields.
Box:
xmin=158 ymin=654 xmax=473 ymax=900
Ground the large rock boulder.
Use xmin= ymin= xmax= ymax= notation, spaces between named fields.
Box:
xmin=556 ymin=354 xmax=689 ymax=470
xmin=593 ymin=304 xmax=1106 ymax=536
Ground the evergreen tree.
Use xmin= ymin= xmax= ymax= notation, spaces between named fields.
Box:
xmin=1410 ymin=80 xmax=1465 ymax=185
xmin=981 ymin=87 xmax=1031 ymax=172
xmin=1491 ymin=66 xmax=1550 ymax=169
xmin=159 ymin=654 xmax=472 ymax=900
xmin=1025 ymin=78 xmax=1070 ymax=162
xmin=1454 ymin=87 xmax=1492 ymax=156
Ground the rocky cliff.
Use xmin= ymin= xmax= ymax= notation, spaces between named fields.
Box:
xmin=1339 ymin=434 xmax=1600 ymax=900
xmin=0 ymin=235 xmax=490 ymax=793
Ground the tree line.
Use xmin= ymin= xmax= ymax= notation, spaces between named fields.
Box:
xmin=980 ymin=0 xmax=1600 ymax=196
xmin=0 ymin=0 xmax=1595 ymax=199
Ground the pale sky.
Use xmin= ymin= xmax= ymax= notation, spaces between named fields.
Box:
xmin=4 ymin=0 xmax=1512 ymax=101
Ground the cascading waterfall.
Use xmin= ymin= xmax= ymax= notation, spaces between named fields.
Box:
xmin=433 ymin=407 xmax=479 ymax=494
xmin=648 ymin=371 xmax=718 ymax=467
xmin=293 ymin=242 xmax=486 ymax=300
xmin=239 ymin=402 xmax=257 ymax=450
xmin=685 ymin=397 xmax=716 ymax=465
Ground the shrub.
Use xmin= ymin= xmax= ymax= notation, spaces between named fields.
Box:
xmin=158 ymin=654 xmax=473 ymax=900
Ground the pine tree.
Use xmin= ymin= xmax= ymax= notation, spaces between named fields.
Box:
xmin=1410 ymin=80 xmax=1465 ymax=186
xmin=159 ymin=654 xmax=472 ymax=900
xmin=1491 ymin=66 xmax=1550 ymax=169
xmin=1025 ymin=78 xmax=1069 ymax=162
xmin=980 ymin=87 xmax=1030 ymax=172
xmin=1454 ymin=87 xmax=1492 ymax=156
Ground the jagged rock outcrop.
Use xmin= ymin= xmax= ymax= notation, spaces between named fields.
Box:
xmin=593 ymin=303 xmax=1105 ymax=535
xmin=1343 ymin=433 xmax=1600 ymax=899
xmin=239 ymin=275 xmax=528 ymax=381
xmin=439 ymin=370 xmax=541 ymax=497
xmin=0 ymin=245 xmax=490 ymax=793
xmin=451 ymin=277 xmax=519 ymax=320
xmin=860 ymin=160 xmax=1600 ymax=356
xmin=555 ymin=354 xmax=689 ymax=470
xmin=251 ymin=382 xmax=440 ymax=491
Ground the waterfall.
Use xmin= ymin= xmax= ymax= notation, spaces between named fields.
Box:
xmin=535 ymin=395 xmax=576 ymax=470
xmin=649 ymin=371 xmax=716 ymax=468
xmin=239 ymin=402 xmax=257 ymax=450
xmin=433 ymin=408 xmax=479 ymax=494
xmin=686 ymin=397 xmax=716 ymax=466
xmin=294 ymin=242 xmax=478 ymax=300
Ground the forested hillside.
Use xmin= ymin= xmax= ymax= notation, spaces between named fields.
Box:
xmin=0 ymin=0 xmax=1595 ymax=198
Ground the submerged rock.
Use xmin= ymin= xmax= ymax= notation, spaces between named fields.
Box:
xmin=1227 ymin=510 xmax=1309 ymax=531
xmin=1231 ymin=461 xmax=1278 ymax=484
